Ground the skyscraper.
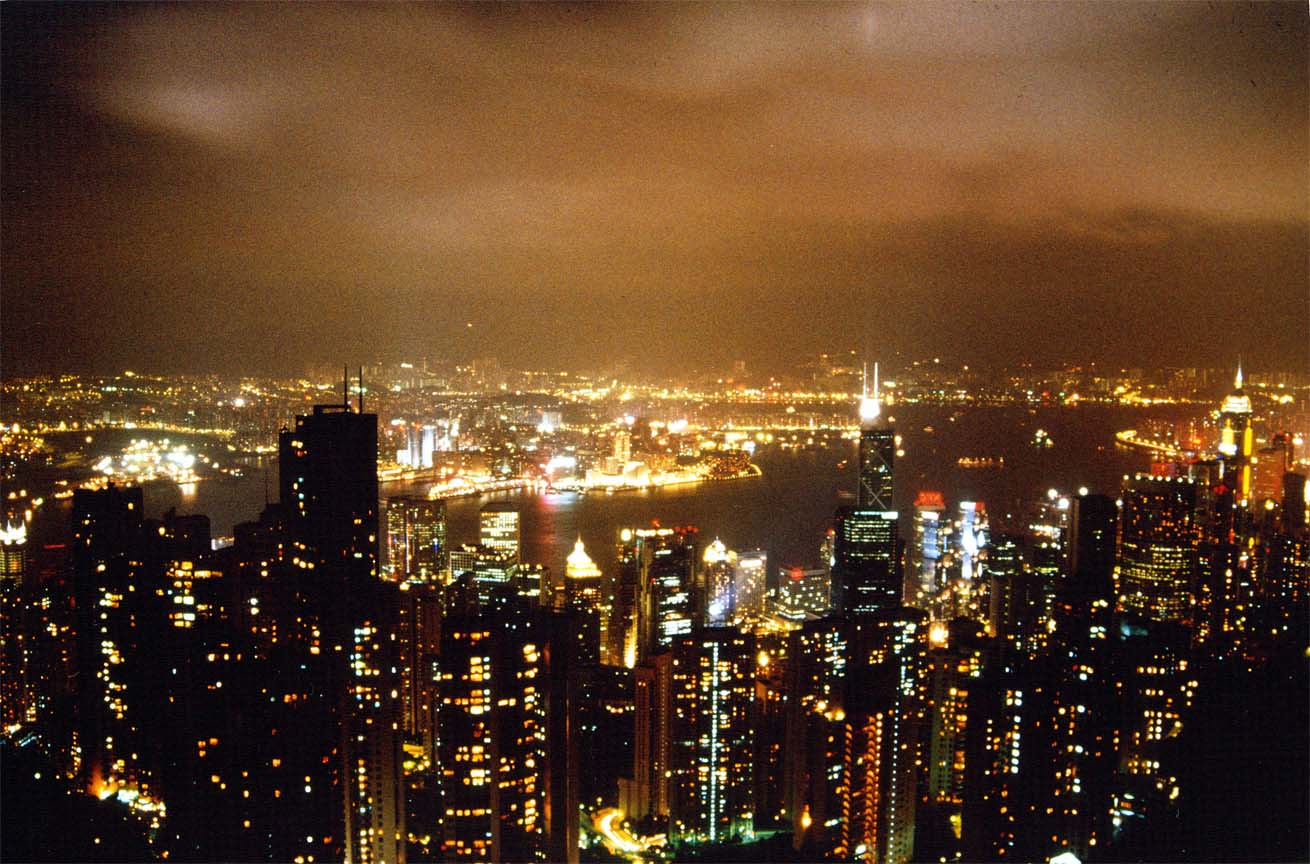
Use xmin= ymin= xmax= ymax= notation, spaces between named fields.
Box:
xmin=479 ymin=502 xmax=521 ymax=561
xmin=857 ymin=363 xmax=895 ymax=510
xmin=833 ymin=507 xmax=900 ymax=616
xmin=835 ymin=363 xmax=901 ymax=617
xmin=1216 ymin=364 xmax=1254 ymax=503
xmin=669 ymin=627 xmax=757 ymax=845
xmin=384 ymin=496 xmax=446 ymax=583
xmin=279 ymin=402 xmax=379 ymax=581
xmin=909 ymin=492 xmax=946 ymax=606
xmin=564 ymin=537 xmax=604 ymax=664
xmin=1118 ymin=475 xmax=1198 ymax=622
xmin=435 ymin=606 xmax=545 ymax=861
xmin=1066 ymin=493 xmax=1117 ymax=595
xmin=635 ymin=527 xmax=698 ymax=662
xmin=279 ymin=394 xmax=405 ymax=864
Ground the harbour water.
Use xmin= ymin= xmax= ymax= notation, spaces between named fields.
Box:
xmin=111 ymin=403 xmax=1194 ymax=580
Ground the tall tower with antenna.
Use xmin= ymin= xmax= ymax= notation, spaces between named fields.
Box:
xmin=857 ymin=362 xmax=895 ymax=510
xmin=833 ymin=361 xmax=902 ymax=616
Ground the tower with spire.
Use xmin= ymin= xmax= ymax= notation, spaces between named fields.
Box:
xmin=833 ymin=361 xmax=902 ymax=616
xmin=1217 ymin=361 xmax=1254 ymax=501
xmin=857 ymin=362 xmax=895 ymax=510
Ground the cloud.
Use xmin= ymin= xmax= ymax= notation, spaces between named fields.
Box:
xmin=2 ymin=1 xmax=1306 ymax=376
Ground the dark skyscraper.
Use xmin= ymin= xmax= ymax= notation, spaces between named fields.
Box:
xmin=279 ymin=399 xmax=380 ymax=581
xmin=1066 ymin=493 xmax=1117 ymax=595
xmin=278 ymin=393 xmax=404 ymax=864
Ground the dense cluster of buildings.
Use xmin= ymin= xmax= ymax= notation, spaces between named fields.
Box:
xmin=1 ymin=366 xmax=1306 ymax=863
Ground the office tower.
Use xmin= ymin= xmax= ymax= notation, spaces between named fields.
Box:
xmin=961 ymin=670 xmax=1036 ymax=862
xmin=1252 ymin=433 xmax=1294 ymax=505
xmin=772 ymin=566 xmax=831 ymax=621
xmin=833 ymin=507 xmax=900 ymax=616
xmin=396 ymin=581 xmax=442 ymax=744
xmin=857 ymin=363 xmax=895 ymax=510
xmin=0 ymin=519 xmax=26 ymax=580
xmin=1216 ymin=364 xmax=1254 ymax=502
xmin=343 ymin=581 xmax=407 ymax=864
xmin=1028 ymin=491 xmax=1071 ymax=588
xmin=435 ymin=607 xmax=546 ymax=861
xmin=479 ymin=502 xmax=521 ymax=560
xmin=1066 ymin=493 xmax=1117 ymax=595
xmin=631 ymin=651 xmax=673 ymax=822
xmin=1041 ymin=546 xmax=1118 ymax=862
xmin=1189 ymin=466 xmax=1248 ymax=655
xmin=564 ymin=537 xmax=604 ymax=664
xmin=279 ymin=402 xmax=379 ymax=581
xmin=384 ymin=496 xmax=446 ymax=583
xmin=1114 ymin=621 xmax=1196 ymax=829
xmin=1118 ymin=475 xmax=1198 ymax=622
xmin=449 ymin=543 xmax=520 ymax=609
xmin=607 ymin=528 xmax=643 ymax=667
xmin=636 ymin=527 xmax=698 ymax=662
xmin=1263 ymin=472 xmax=1310 ymax=629
xmin=987 ymin=534 xmax=1046 ymax=659
xmin=733 ymin=549 xmax=768 ymax=622
xmin=753 ymin=641 xmax=790 ymax=832
xmin=702 ymin=538 xmax=736 ymax=624
xmin=669 ymin=627 xmax=757 ymax=845
xmin=910 ymin=492 xmax=946 ymax=605
xmin=956 ymin=501 xmax=987 ymax=584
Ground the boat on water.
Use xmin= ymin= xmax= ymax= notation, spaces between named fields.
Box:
xmin=957 ymin=456 xmax=1004 ymax=469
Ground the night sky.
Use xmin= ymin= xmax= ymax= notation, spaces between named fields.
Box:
xmin=3 ymin=2 xmax=1306 ymax=377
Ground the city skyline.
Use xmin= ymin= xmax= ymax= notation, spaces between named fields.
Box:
xmin=3 ymin=2 xmax=1308 ymax=378
xmin=2 ymin=4 xmax=1308 ymax=863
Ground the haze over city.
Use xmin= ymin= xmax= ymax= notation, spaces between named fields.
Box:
xmin=2 ymin=5 xmax=1309 ymax=864
xmin=3 ymin=2 xmax=1307 ymax=377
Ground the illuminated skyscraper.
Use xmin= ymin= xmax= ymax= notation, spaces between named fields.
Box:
xmin=279 ymin=393 xmax=405 ymax=864
xmin=836 ymin=365 xmax=900 ymax=617
xmin=857 ymin=363 xmax=895 ymax=510
xmin=773 ymin=565 xmax=831 ymax=621
xmin=564 ymin=537 xmax=604 ymax=663
xmin=669 ymin=627 xmax=757 ymax=845
xmin=833 ymin=507 xmax=900 ymax=616
xmin=479 ymin=502 xmax=521 ymax=561
xmin=384 ymin=496 xmax=446 ymax=583
xmin=956 ymin=501 xmax=987 ymax=584
xmin=1118 ymin=475 xmax=1198 ymax=622
xmin=786 ymin=617 xmax=849 ymax=857
xmin=635 ymin=527 xmax=698 ymax=662
xmin=1216 ymin=364 xmax=1254 ymax=502
xmin=701 ymin=538 xmax=736 ymax=625
xmin=732 ymin=549 xmax=768 ymax=621
xmin=909 ymin=492 xmax=946 ymax=605
xmin=631 ymin=651 xmax=673 ymax=821
xmin=435 ymin=607 xmax=546 ymax=861
xmin=70 ymin=485 xmax=160 ymax=800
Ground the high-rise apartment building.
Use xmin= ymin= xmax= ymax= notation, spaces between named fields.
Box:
xmin=669 ymin=627 xmax=757 ymax=845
